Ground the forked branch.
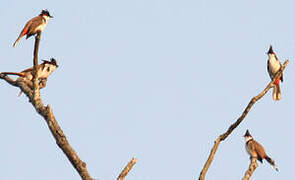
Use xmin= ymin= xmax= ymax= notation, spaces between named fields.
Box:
xmin=1 ymin=32 xmax=140 ymax=180
xmin=0 ymin=34 xmax=93 ymax=180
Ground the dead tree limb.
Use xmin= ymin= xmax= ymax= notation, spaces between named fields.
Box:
xmin=0 ymin=73 xmax=47 ymax=90
xmin=0 ymin=74 xmax=18 ymax=87
xmin=117 ymin=158 xmax=137 ymax=180
xmin=242 ymin=157 xmax=258 ymax=180
xmin=0 ymin=35 xmax=93 ymax=180
xmin=32 ymin=32 xmax=41 ymax=107
xmin=199 ymin=60 xmax=289 ymax=180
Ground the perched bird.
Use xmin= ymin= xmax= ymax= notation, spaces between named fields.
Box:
xmin=244 ymin=130 xmax=279 ymax=171
xmin=13 ymin=9 xmax=53 ymax=47
xmin=1 ymin=58 xmax=58 ymax=96
xmin=267 ymin=45 xmax=283 ymax=101
xmin=1 ymin=58 xmax=58 ymax=81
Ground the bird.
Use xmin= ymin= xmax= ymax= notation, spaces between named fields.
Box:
xmin=267 ymin=45 xmax=283 ymax=101
xmin=13 ymin=9 xmax=53 ymax=47
xmin=1 ymin=58 xmax=58 ymax=81
xmin=1 ymin=58 xmax=58 ymax=96
xmin=244 ymin=130 xmax=279 ymax=171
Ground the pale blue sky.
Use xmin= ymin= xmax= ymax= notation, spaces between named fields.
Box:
xmin=1 ymin=0 xmax=294 ymax=179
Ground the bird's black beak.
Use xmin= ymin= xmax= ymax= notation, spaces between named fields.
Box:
xmin=49 ymin=15 xmax=54 ymax=18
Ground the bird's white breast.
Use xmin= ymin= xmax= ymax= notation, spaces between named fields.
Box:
xmin=35 ymin=16 xmax=50 ymax=32
xmin=38 ymin=64 xmax=57 ymax=78
xmin=244 ymin=136 xmax=253 ymax=155
xmin=35 ymin=22 xmax=48 ymax=32
xmin=268 ymin=55 xmax=281 ymax=73
xmin=245 ymin=144 xmax=251 ymax=155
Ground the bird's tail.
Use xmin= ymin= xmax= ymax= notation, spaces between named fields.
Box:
xmin=265 ymin=156 xmax=279 ymax=171
xmin=13 ymin=35 xmax=23 ymax=47
xmin=1 ymin=72 xmax=24 ymax=77
xmin=272 ymin=81 xmax=281 ymax=101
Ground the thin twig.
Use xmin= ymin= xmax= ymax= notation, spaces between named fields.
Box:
xmin=242 ymin=158 xmax=258 ymax=180
xmin=117 ymin=158 xmax=137 ymax=180
xmin=199 ymin=60 xmax=289 ymax=180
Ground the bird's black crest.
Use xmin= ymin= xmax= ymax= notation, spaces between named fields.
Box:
xmin=42 ymin=58 xmax=58 ymax=67
xmin=268 ymin=45 xmax=274 ymax=54
xmin=50 ymin=58 xmax=58 ymax=67
xmin=244 ymin=129 xmax=252 ymax=137
xmin=40 ymin=9 xmax=53 ymax=18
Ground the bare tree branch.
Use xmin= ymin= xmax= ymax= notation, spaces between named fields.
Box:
xmin=0 ymin=73 xmax=18 ymax=87
xmin=242 ymin=158 xmax=258 ymax=180
xmin=1 ymin=35 xmax=93 ymax=180
xmin=117 ymin=158 xmax=137 ymax=180
xmin=0 ymin=74 xmax=47 ymax=95
xmin=32 ymin=32 xmax=41 ymax=107
xmin=46 ymin=105 xmax=92 ymax=180
xmin=199 ymin=60 xmax=289 ymax=180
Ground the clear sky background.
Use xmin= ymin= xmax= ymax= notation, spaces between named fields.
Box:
xmin=1 ymin=0 xmax=294 ymax=179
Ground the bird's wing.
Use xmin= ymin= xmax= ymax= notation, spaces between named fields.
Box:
xmin=26 ymin=16 xmax=44 ymax=36
xmin=19 ymin=17 xmax=36 ymax=37
xmin=21 ymin=66 xmax=34 ymax=73
xmin=254 ymin=140 xmax=267 ymax=161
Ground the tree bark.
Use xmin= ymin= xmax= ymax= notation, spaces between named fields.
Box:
xmin=117 ymin=158 xmax=137 ymax=180
xmin=242 ymin=157 xmax=258 ymax=180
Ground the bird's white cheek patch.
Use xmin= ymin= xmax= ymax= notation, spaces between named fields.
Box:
xmin=38 ymin=65 xmax=57 ymax=78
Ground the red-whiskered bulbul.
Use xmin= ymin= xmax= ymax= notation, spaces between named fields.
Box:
xmin=2 ymin=58 xmax=58 ymax=81
xmin=1 ymin=58 xmax=58 ymax=96
xmin=244 ymin=130 xmax=279 ymax=171
xmin=267 ymin=45 xmax=283 ymax=101
xmin=13 ymin=9 xmax=53 ymax=47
